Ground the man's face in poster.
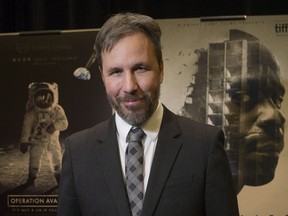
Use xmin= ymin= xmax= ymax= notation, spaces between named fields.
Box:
xmin=231 ymin=48 xmax=285 ymax=187
xmin=180 ymin=30 xmax=286 ymax=193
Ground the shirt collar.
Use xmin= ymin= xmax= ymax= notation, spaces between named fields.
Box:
xmin=115 ymin=101 xmax=164 ymax=142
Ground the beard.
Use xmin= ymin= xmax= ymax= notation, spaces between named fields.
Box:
xmin=107 ymin=86 xmax=160 ymax=126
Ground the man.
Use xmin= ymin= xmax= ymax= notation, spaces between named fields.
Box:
xmin=57 ymin=13 xmax=239 ymax=216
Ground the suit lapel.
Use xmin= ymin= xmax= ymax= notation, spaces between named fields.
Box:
xmin=93 ymin=117 xmax=132 ymax=216
xmin=142 ymin=108 xmax=183 ymax=216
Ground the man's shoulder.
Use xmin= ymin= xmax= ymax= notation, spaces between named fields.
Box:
xmin=173 ymin=115 xmax=224 ymax=150
xmin=177 ymin=114 xmax=218 ymax=132
xmin=66 ymin=117 xmax=114 ymax=144
xmin=164 ymin=106 xmax=218 ymax=133
xmin=163 ymin=106 xmax=222 ymax=139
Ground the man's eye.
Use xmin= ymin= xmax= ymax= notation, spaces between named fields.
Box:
xmin=109 ymin=69 xmax=122 ymax=76
xmin=135 ymin=66 xmax=148 ymax=73
xmin=271 ymin=96 xmax=283 ymax=109
xmin=229 ymin=91 xmax=242 ymax=105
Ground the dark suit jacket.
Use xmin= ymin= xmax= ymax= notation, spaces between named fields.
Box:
xmin=57 ymin=106 xmax=239 ymax=216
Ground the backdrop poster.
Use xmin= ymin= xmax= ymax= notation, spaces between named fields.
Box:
xmin=0 ymin=30 xmax=111 ymax=215
xmin=1 ymin=15 xmax=287 ymax=216
xmin=158 ymin=15 xmax=288 ymax=215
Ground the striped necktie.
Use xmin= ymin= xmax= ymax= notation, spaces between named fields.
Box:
xmin=126 ymin=127 xmax=145 ymax=216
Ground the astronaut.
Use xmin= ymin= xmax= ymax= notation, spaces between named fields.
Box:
xmin=20 ymin=82 xmax=68 ymax=185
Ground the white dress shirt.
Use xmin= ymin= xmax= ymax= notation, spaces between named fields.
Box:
xmin=115 ymin=102 xmax=164 ymax=194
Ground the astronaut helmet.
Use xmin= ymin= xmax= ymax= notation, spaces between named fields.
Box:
xmin=26 ymin=82 xmax=59 ymax=112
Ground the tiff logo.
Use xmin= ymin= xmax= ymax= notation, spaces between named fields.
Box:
xmin=275 ymin=23 xmax=288 ymax=33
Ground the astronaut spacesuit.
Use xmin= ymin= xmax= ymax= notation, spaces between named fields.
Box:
xmin=20 ymin=82 xmax=68 ymax=185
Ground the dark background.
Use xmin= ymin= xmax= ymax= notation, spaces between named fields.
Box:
xmin=0 ymin=0 xmax=287 ymax=33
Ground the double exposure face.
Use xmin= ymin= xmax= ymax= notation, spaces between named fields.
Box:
xmin=230 ymin=65 xmax=285 ymax=186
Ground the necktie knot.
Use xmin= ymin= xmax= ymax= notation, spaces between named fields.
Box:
xmin=127 ymin=127 xmax=145 ymax=143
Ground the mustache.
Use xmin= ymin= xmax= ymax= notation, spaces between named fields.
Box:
xmin=117 ymin=94 xmax=146 ymax=102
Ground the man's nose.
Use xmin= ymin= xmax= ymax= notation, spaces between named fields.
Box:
xmin=256 ymin=98 xmax=285 ymax=129
xmin=123 ymin=72 xmax=138 ymax=93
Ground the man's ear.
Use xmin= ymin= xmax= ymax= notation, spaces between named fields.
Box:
xmin=99 ymin=66 xmax=104 ymax=80
xmin=159 ymin=61 xmax=164 ymax=84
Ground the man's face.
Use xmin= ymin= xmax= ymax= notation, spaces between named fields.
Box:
xmin=235 ymin=72 xmax=285 ymax=186
xmin=100 ymin=32 xmax=164 ymax=126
